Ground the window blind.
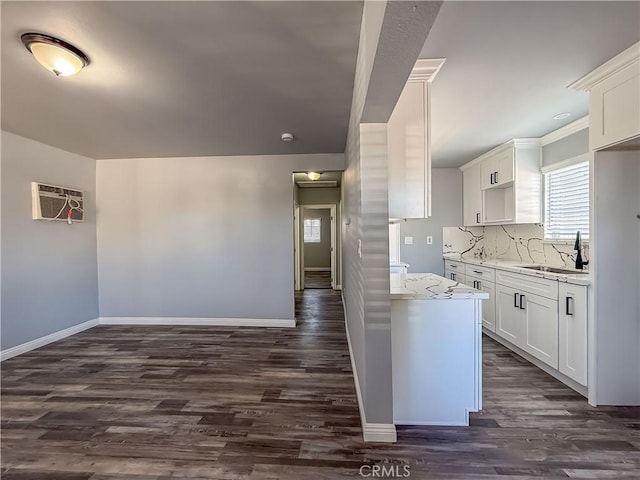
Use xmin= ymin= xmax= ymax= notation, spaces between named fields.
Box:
xmin=544 ymin=162 xmax=589 ymax=240
xmin=303 ymin=218 xmax=321 ymax=243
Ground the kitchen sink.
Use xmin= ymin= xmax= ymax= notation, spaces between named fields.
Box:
xmin=519 ymin=265 xmax=589 ymax=275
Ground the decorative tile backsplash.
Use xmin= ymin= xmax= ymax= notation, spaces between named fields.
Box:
xmin=443 ymin=224 xmax=589 ymax=269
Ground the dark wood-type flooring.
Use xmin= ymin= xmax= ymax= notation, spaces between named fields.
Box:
xmin=304 ymin=271 xmax=332 ymax=289
xmin=2 ymin=289 xmax=639 ymax=479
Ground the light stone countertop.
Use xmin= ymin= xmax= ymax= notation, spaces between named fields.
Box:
xmin=442 ymin=253 xmax=591 ymax=286
xmin=390 ymin=273 xmax=490 ymax=300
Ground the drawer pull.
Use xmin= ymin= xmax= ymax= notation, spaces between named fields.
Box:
xmin=566 ymin=296 xmax=573 ymax=316
xmin=519 ymin=294 xmax=525 ymax=310
xmin=473 ymin=270 xmax=483 ymax=275
xmin=449 ymin=264 xmax=458 ymax=269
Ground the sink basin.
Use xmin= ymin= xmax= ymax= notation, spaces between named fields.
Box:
xmin=519 ymin=265 xmax=589 ymax=275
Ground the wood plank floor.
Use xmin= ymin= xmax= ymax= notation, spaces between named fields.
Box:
xmin=1 ymin=289 xmax=639 ymax=479
xmin=303 ymin=271 xmax=332 ymax=289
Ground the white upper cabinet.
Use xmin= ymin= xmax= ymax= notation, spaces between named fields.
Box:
xmin=480 ymin=147 xmax=514 ymax=189
xmin=388 ymin=59 xmax=444 ymax=219
xmin=460 ymin=139 xmax=542 ymax=225
xmin=570 ymin=42 xmax=640 ymax=151
xmin=462 ymin=163 xmax=483 ymax=226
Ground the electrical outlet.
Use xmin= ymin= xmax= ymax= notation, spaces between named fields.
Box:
xmin=426 ymin=236 xmax=433 ymax=245
xmin=404 ymin=236 xmax=413 ymax=245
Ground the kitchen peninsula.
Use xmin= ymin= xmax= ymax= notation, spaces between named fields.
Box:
xmin=390 ymin=273 xmax=488 ymax=425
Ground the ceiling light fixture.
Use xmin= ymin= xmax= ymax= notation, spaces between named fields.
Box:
xmin=21 ymin=32 xmax=90 ymax=77
xmin=281 ymin=132 xmax=294 ymax=142
xmin=307 ymin=172 xmax=321 ymax=181
xmin=553 ymin=112 xmax=571 ymax=120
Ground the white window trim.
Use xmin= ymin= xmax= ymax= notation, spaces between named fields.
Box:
xmin=542 ymin=156 xmax=590 ymax=243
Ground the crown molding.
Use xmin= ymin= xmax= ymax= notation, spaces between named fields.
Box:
xmin=540 ymin=116 xmax=590 ymax=146
xmin=569 ymin=41 xmax=640 ymax=92
xmin=459 ymin=138 xmax=540 ymax=171
xmin=409 ymin=58 xmax=446 ymax=82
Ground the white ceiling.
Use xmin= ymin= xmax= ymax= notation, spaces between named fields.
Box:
xmin=1 ymin=1 xmax=362 ymax=159
xmin=420 ymin=1 xmax=640 ymax=168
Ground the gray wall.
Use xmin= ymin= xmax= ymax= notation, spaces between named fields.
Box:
xmin=542 ymin=129 xmax=589 ymax=167
xmin=299 ymin=187 xmax=342 ymax=284
xmin=1 ymin=131 xmax=99 ymax=350
xmin=96 ymin=153 xmax=343 ymax=320
xmin=400 ymin=168 xmax=462 ymax=275
xmin=303 ymin=208 xmax=331 ymax=268
xmin=341 ymin=0 xmax=441 ymax=426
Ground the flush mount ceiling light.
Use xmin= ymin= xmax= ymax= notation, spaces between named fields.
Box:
xmin=307 ymin=172 xmax=321 ymax=181
xmin=553 ymin=112 xmax=572 ymax=120
xmin=281 ymin=132 xmax=294 ymax=142
xmin=21 ymin=32 xmax=90 ymax=77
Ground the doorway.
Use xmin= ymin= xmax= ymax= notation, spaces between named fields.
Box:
xmin=301 ymin=205 xmax=335 ymax=289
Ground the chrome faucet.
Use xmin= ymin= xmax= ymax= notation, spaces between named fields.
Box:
xmin=574 ymin=231 xmax=589 ymax=270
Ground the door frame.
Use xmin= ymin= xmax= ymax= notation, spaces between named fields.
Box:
xmin=299 ymin=204 xmax=337 ymax=290
xmin=294 ymin=202 xmax=301 ymax=291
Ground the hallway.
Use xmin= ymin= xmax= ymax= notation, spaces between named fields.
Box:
xmin=1 ymin=290 xmax=638 ymax=479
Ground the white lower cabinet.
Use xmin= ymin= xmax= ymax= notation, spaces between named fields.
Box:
xmin=496 ymin=279 xmax=559 ymax=369
xmin=466 ymin=267 xmax=496 ymax=332
xmin=558 ymin=283 xmax=588 ymax=385
xmin=522 ymin=292 xmax=559 ymax=369
xmin=496 ymin=284 xmax=525 ymax=348
xmin=444 ymin=257 xmax=589 ymax=390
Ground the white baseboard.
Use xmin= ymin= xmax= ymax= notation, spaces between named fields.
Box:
xmin=99 ymin=317 xmax=296 ymax=328
xmin=335 ymin=284 xmax=342 ymax=290
xmin=1 ymin=316 xmax=296 ymax=362
xmin=0 ymin=318 xmax=99 ymax=361
xmin=362 ymin=423 xmax=399 ymax=442
xmin=304 ymin=267 xmax=331 ymax=272
xmin=343 ymin=293 xmax=397 ymax=443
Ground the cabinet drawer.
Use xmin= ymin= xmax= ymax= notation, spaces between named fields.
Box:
xmin=496 ymin=270 xmax=558 ymax=299
xmin=465 ymin=264 xmax=496 ymax=282
xmin=444 ymin=259 xmax=464 ymax=272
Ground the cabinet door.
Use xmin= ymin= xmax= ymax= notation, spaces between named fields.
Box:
xmin=558 ymin=283 xmax=588 ymax=385
xmin=470 ymin=277 xmax=496 ymax=332
xmin=388 ymin=81 xmax=428 ymax=219
xmin=481 ymin=149 xmax=515 ymax=189
xmin=495 ymin=149 xmax=515 ymax=186
xmin=463 ymin=164 xmax=483 ymax=226
xmin=522 ymin=292 xmax=559 ymax=369
xmin=496 ymin=284 xmax=524 ymax=348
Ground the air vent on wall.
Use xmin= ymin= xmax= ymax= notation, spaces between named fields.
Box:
xmin=31 ymin=182 xmax=84 ymax=222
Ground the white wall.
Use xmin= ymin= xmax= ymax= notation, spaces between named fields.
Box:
xmin=1 ymin=131 xmax=99 ymax=350
xmin=400 ymin=168 xmax=462 ymax=274
xmin=96 ymin=153 xmax=343 ymax=321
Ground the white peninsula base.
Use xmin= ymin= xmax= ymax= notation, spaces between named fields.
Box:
xmin=391 ymin=273 xmax=487 ymax=426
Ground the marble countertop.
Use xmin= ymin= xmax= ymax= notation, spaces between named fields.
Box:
xmin=443 ymin=254 xmax=591 ymax=286
xmin=390 ymin=273 xmax=490 ymax=300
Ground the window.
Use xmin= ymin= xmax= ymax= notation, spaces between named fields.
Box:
xmin=544 ymin=161 xmax=589 ymax=241
xmin=304 ymin=218 xmax=321 ymax=243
